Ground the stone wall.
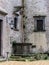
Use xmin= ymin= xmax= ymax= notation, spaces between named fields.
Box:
xmin=24 ymin=0 xmax=48 ymax=52
xmin=0 ymin=0 xmax=22 ymax=57
xmin=45 ymin=0 xmax=49 ymax=51
xmin=0 ymin=0 xmax=49 ymax=57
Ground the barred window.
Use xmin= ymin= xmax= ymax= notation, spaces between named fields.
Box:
xmin=37 ymin=20 xmax=43 ymax=31
xmin=33 ymin=16 xmax=46 ymax=32
xmin=14 ymin=17 xmax=17 ymax=29
xmin=14 ymin=16 xmax=18 ymax=31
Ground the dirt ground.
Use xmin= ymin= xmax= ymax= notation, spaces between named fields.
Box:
xmin=0 ymin=60 xmax=49 ymax=65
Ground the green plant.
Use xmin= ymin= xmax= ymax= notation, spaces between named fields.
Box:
xmin=41 ymin=54 xmax=48 ymax=60
xmin=9 ymin=53 xmax=49 ymax=61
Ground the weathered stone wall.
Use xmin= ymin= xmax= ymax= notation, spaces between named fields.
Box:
xmin=24 ymin=0 xmax=48 ymax=52
xmin=0 ymin=0 xmax=13 ymax=57
xmin=0 ymin=0 xmax=22 ymax=57
xmin=0 ymin=0 xmax=49 ymax=57
xmin=45 ymin=0 xmax=49 ymax=51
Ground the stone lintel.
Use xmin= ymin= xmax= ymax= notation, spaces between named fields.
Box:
xmin=0 ymin=7 xmax=8 ymax=15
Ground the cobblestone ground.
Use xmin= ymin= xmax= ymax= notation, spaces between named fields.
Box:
xmin=0 ymin=61 xmax=49 ymax=65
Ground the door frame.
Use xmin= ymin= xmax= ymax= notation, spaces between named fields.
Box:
xmin=0 ymin=19 xmax=3 ymax=56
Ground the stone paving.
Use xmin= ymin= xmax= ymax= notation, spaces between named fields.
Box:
xmin=0 ymin=61 xmax=49 ymax=65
